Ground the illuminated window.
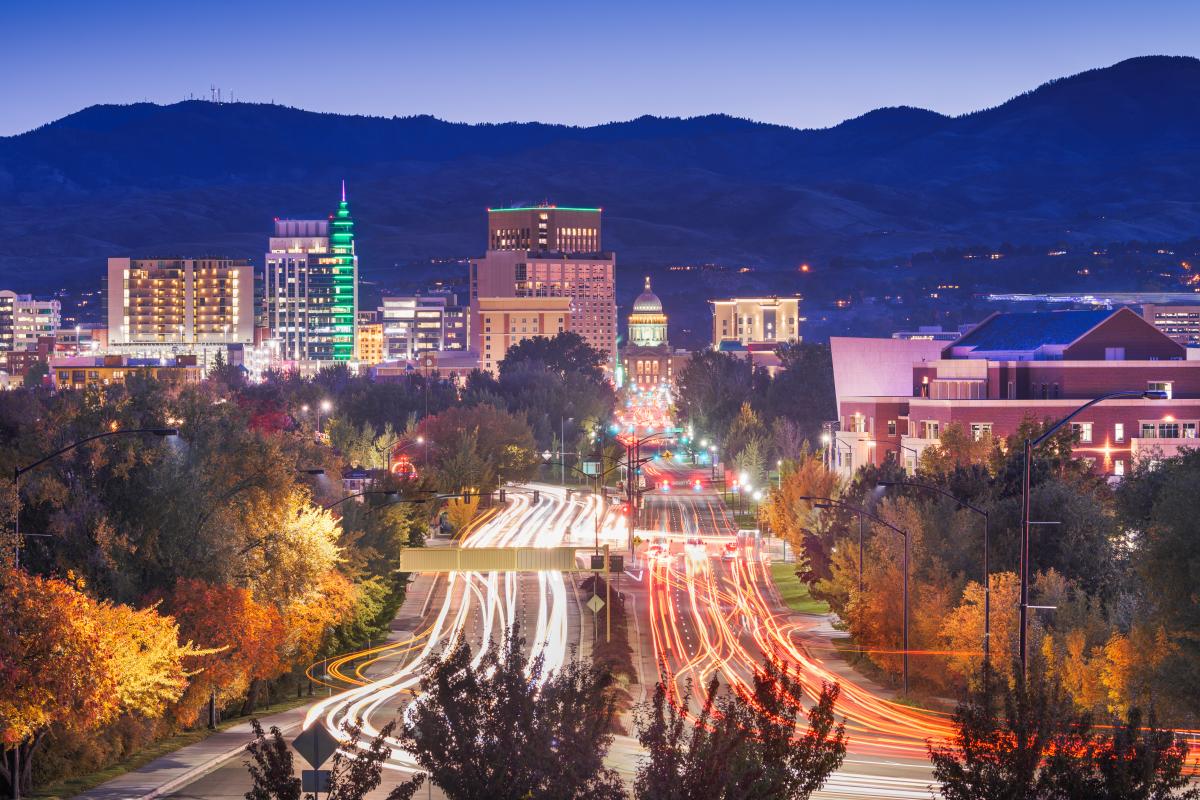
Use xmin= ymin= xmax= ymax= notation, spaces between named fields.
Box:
xmin=1071 ymin=422 xmax=1093 ymax=443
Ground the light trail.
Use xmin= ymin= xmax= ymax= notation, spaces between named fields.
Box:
xmin=301 ymin=483 xmax=594 ymax=776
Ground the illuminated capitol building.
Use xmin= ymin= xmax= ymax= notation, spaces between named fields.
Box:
xmin=620 ymin=276 xmax=689 ymax=390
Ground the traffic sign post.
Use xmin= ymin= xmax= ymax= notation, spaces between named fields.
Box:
xmin=302 ymin=770 xmax=332 ymax=793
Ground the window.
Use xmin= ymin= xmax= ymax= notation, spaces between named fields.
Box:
xmin=1105 ymin=347 xmax=1126 ymax=360
xmin=1160 ymin=422 xmax=1180 ymax=439
xmin=887 ymin=420 xmax=897 ymax=436
xmin=1186 ymin=423 xmax=1198 ymax=439
xmin=970 ymin=422 xmax=993 ymax=441
xmin=1148 ymin=381 xmax=1173 ymax=400
xmin=1114 ymin=423 xmax=1125 ymax=443
xmin=923 ymin=421 xmax=940 ymax=440
xmin=1007 ymin=380 xmax=1015 ymax=399
xmin=1142 ymin=422 xmax=1156 ymax=438
xmin=1114 ymin=459 xmax=1125 ymax=477
xmin=1072 ymin=422 xmax=1093 ymax=443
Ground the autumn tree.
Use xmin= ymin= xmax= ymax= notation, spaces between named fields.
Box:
xmin=940 ymin=572 xmax=1021 ymax=684
xmin=930 ymin=664 xmax=1198 ymax=800
xmin=0 ymin=567 xmax=200 ymax=796
xmin=761 ymin=450 xmax=840 ymax=583
xmin=634 ymin=659 xmax=846 ymax=800
xmin=163 ymin=579 xmax=290 ymax=723
xmin=400 ymin=627 xmax=626 ymax=800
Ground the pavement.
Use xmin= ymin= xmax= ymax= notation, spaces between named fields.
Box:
xmin=73 ymin=572 xmax=444 ymax=800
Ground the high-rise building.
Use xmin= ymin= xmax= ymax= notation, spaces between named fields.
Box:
xmin=0 ymin=292 xmax=14 ymax=352
xmin=487 ymin=205 xmax=601 ymax=253
xmin=709 ymin=296 xmax=802 ymax=350
xmin=472 ymin=205 xmax=615 ymax=361
xmin=264 ymin=186 xmax=359 ymax=363
xmin=13 ymin=296 xmax=61 ymax=351
xmin=106 ymin=259 xmax=253 ymax=366
xmin=477 ymin=297 xmax=572 ymax=375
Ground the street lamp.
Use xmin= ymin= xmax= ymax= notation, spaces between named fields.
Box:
xmin=11 ymin=427 xmax=178 ymax=567
xmin=800 ymin=494 xmax=911 ymax=694
xmin=881 ymin=479 xmax=990 ymax=663
xmin=1018 ymin=389 xmax=1167 ymax=678
xmin=317 ymin=400 xmax=332 ymax=434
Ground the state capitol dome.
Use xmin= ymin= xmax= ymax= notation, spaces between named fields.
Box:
xmin=632 ymin=276 xmax=664 ymax=314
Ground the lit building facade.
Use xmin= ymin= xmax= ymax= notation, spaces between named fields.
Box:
xmin=264 ymin=187 xmax=359 ymax=363
xmin=476 ymin=296 xmax=571 ymax=375
xmin=355 ymin=311 xmax=385 ymax=365
xmin=381 ymin=294 xmax=466 ymax=361
xmin=831 ymin=309 xmax=1197 ymax=479
xmin=51 ymin=354 xmax=203 ymax=390
xmin=106 ymin=258 xmax=253 ymax=368
xmin=487 ymin=205 xmax=601 ymax=254
xmin=710 ymin=296 xmax=802 ymax=350
xmin=0 ymin=292 xmax=14 ymax=352
xmin=471 ymin=249 xmax=616 ymax=359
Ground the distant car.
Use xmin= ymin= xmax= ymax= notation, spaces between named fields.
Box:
xmin=660 ymin=479 xmax=671 ymax=492
xmin=685 ymin=537 xmax=704 ymax=550
xmin=692 ymin=479 xmax=703 ymax=491
xmin=646 ymin=543 xmax=664 ymax=559
xmin=722 ymin=541 xmax=738 ymax=561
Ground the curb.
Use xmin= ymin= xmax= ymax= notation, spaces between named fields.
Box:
xmin=133 ymin=717 xmax=308 ymax=800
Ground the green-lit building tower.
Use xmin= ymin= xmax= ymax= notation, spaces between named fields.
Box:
xmin=263 ymin=183 xmax=358 ymax=363
xmin=327 ymin=181 xmax=358 ymax=361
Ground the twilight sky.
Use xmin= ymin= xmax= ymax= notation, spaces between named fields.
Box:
xmin=3 ymin=0 xmax=1198 ymax=137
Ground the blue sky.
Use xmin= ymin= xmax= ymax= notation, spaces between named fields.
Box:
xmin=3 ymin=0 xmax=1198 ymax=136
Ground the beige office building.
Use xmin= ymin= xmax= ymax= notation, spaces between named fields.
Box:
xmin=107 ymin=258 xmax=254 ymax=365
xmin=477 ymin=297 xmax=572 ymax=375
xmin=709 ymin=296 xmax=802 ymax=350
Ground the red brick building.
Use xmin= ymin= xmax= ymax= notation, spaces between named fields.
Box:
xmin=831 ymin=309 xmax=1197 ymax=478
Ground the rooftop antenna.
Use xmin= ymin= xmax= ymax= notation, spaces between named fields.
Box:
xmin=210 ymin=84 xmax=216 ymax=102
xmin=341 ymin=179 xmax=347 ymax=203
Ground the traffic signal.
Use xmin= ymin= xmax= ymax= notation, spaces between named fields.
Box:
xmin=499 ymin=489 xmax=506 ymax=503
xmin=533 ymin=489 xmax=541 ymax=503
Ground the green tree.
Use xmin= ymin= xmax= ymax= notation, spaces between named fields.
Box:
xmin=674 ymin=351 xmax=754 ymax=441
xmin=499 ymin=331 xmax=607 ymax=383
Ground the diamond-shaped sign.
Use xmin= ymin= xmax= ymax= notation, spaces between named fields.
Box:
xmin=586 ymin=594 xmax=605 ymax=613
xmin=292 ymin=724 xmax=340 ymax=769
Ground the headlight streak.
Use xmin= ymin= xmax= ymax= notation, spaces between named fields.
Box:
xmin=300 ymin=484 xmax=581 ymax=777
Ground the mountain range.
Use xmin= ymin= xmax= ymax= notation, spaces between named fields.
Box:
xmin=3 ymin=55 xmax=1200 ymax=312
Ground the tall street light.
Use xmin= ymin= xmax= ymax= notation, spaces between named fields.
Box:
xmin=11 ymin=427 xmax=178 ymax=567
xmin=800 ymin=494 xmax=911 ymax=694
xmin=881 ymin=480 xmax=990 ymax=663
xmin=1019 ymin=389 xmax=1167 ymax=678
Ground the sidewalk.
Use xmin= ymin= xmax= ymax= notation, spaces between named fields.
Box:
xmin=74 ymin=572 xmax=442 ymax=800
xmin=72 ymin=701 xmax=317 ymax=800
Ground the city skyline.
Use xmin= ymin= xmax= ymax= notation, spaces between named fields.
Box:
xmin=3 ymin=0 xmax=1200 ymax=136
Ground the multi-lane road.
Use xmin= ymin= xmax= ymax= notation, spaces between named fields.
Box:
xmin=633 ymin=458 xmax=940 ymax=799
xmin=147 ymin=465 xmax=946 ymax=799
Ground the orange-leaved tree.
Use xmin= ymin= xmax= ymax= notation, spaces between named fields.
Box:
xmin=0 ymin=567 xmax=200 ymax=796
xmin=163 ymin=578 xmax=288 ymax=724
